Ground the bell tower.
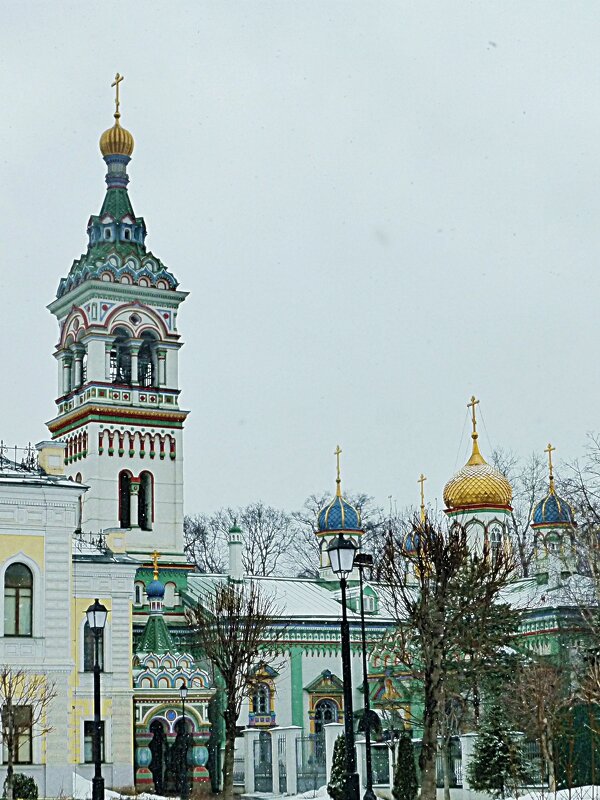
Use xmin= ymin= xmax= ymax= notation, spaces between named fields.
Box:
xmin=47 ymin=75 xmax=188 ymax=561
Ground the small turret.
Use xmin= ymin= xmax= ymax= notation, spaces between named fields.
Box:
xmin=228 ymin=523 xmax=244 ymax=582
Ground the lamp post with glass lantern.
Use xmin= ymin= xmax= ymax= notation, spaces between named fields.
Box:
xmin=179 ymin=680 xmax=189 ymax=800
xmin=327 ymin=534 xmax=360 ymax=800
xmin=355 ymin=552 xmax=376 ymax=800
xmin=85 ymin=599 xmax=108 ymax=800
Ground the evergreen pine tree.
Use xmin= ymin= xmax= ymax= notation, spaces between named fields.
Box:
xmin=327 ymin=735 xmax=347 ymax=800
xmin=467 ymin=703 xmax=531 ymax=798
xmin=392 ymin=734 xmax=418 ymax=800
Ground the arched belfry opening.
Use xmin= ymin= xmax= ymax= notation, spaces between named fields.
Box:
xmin=139 ymin=471 xmax=153 ymax=531
xmin=110 ymin=327 xmax=133 ymax=385
xmin=138 ymin=331 xmax=158 ymax=387
xmin=119 ymin=470 xmax=132 ymax=528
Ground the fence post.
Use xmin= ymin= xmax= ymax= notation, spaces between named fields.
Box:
xmin=460 ymin=732 xmax=478 ymax=790
xmin=355 ymin=737 xmax=366 ymax=790
xmin=282 ymin=725 xmax=302 ymax=795
xmin=243 ymin=728 xmax=262 ymax=794
xmin=270 ymin=727 xmax=281 ymax=795
xmin=324 ymin=722 xmax=345 ymax=785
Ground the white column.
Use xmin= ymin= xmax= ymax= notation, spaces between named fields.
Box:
xmin=355 ymin=737 xmax=366 ymax=790
xmin=324 ymin=722 xmax=344 ymax=785
xmin=460 ymin=732 xmax=478 ymax=790
xmin=73 ymin=346 xmax=84 ymax=387
xmin=243 ymin=728 xmax=262 ymax=794
xmin=129 ymin=482 xmax=140 ymax=528
xmin=130 ymin=343 xmax=140 ymax=386
xmin=62 ymin=356 xmax=73 ymax=394
xmin=157 ymin=349 xmax=167 ymax=386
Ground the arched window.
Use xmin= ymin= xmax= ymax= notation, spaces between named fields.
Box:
xmin=314 ymin=699 xmax=338 ymax=735
xmin=138 ymin=331 xmax=158 ymax=387
xmin=110 ymin=327 xmax=132 ymax=385
xmin=251 ymin=684 xmax=270 ymax=715
xmin=83 ymin=621 xmax=104 ymax=672
xmin=134 ymin=582 xmax=145 ymax=606
xmin=490 ymin=524 xmax=503 ymax=559
xmin=119 ymin=471 xmax=131 ymax=529
xmin=163 ymin=582 xmax=176 ymax=608
xmin=4 ymin=564 xmax=33 ymax=637
xmin=138 ymin=472 xmax=153 ymax=531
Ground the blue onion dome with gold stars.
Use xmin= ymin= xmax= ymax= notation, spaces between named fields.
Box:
xmin=444 ymin=397 xmax=512 ymax=511
xmin=317 ymin=446 xmax=362 ymax=532
xmin=532 ymin=443 xmax=576 ymax=527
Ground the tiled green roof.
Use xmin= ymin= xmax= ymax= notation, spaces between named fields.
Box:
xmin=100 ymin=188 xmax=134 ymax=219
xmin=136 ymin=615 xmax=178 ymax=655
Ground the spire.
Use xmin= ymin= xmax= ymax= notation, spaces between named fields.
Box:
xmin=418 ymin=473 xmax=427 ymax=524
xmin=466 ymin=395 xmax=485 ymax=466
xmin=99 ymin=73 xmax=135 ymax=190
xmin=545 ymin=442 xmax=556 ymax=494
xmin=334 ymin=444 xmax=342 ymax=497
xmin=151 ymin=549 xmax=160 ymax=580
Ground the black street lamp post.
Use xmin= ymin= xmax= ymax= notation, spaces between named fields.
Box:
xmin=327 ymin=534 xmax=360 ymax=800
xmin=355 ymin=553 xmax=376 ymax=800
xmin=85 ymin=599 xmax=108 ymax=800
xmin=179 ymin=680 xmax=189 ymax=800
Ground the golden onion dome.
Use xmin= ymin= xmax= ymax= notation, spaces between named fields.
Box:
xmin=99 ymin=117 xmax=134 ymax=157
xmin=444 ymin=437 xmax=512 ymax=509
xmin=443 ymin=396 xmax=512 ymax=510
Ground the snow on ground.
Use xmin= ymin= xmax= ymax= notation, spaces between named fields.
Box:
xmin=511 ymin=790 xmax=600 ymax=800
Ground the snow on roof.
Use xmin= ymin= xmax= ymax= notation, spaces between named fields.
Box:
xmin=186 ymin=574 xmax=392 ymax=623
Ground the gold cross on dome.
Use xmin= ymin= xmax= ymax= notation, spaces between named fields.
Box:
xmin=334 ymin=445 xmax=342 ymax=496
xmin=151 ymin=549 xmax=160 ymax=580
xmin=544 ymin=442 xmax=556 ymax=489
xmin=467 ymin=395 xmax=480 ymax=436
xmin=111 ymin=72 xmax=124 ymax=119
xmin=418 ymin=474 xmax=427 ymax=523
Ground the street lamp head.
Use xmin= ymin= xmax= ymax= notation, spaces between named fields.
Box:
xmin=354 ymin=552 xmax=374 ymax=570
xmin=179 ymin=680 xmax=188 ymax=700
xmin=327 ymin=534 xmax=358 ymax=579
xmin=86 ymin=598 xmax=108 ymax=631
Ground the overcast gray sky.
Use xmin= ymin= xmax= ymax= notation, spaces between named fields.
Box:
xmin=1 ymin=2 xmax=598 ymax=515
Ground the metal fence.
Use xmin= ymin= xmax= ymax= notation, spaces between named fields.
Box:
xmin=277 ymin=733 xmax=287 ymax=794
xmin=412 ymin=737 xmax=463 ymax=788
xmin=253 ymin=731 xmax=273 ymax=792
xmin=296 ymin=734 xmax=326 ymax=793
xmin=233 ymin=755 xmax=245 ymax=785
xmin=371 ymin=744 xmax=390 ymax=785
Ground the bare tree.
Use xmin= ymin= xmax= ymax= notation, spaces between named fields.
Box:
xmin=380 ymin=515 xmax=519 ymax=800
xmin=491 ymin=449 xmax=547 ymax=576
xmin=186 ymin=580 xmax=286 ymax=799
xmin=0 ymin=668 xmax=57 ymax=800
xmin=184 ymin=503 xmax=292 ymax=577
xmin=184 ymin=512 xmax=229 ymax=573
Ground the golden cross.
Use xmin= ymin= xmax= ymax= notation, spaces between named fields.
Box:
xmin=544 ymin=442 xmax=556 ymax=489
xmin=151 ymin=549 xmax=160 ymax=580
xmin=334 ymin=445 xmax=342 ymax=495
xmin=111 ymin=73 xmax=124 ymax=119
xmin=418 ymin=474 xmax=427 ymax=523
xmin=467 ymin=395 xmax=480 ymax=436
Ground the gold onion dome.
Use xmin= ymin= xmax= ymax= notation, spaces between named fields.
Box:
xmin=99 ymin=73 xmax=134 ymax=157
xmin=443 ymin=397 xmax=512 ymax=510
xmin=100 ymin=119 xmax=134 ymax=157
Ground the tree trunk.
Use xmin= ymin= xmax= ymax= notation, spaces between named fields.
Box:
xmin=5 ymin=704 xmax=14 ymax=800
xmin=420 ymin=650 xmax=443 ymax=800
xmin=221 ymin=708 xmax=238 ymax=800
xmin=441 ymin=736 xmax=451 ymax=800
